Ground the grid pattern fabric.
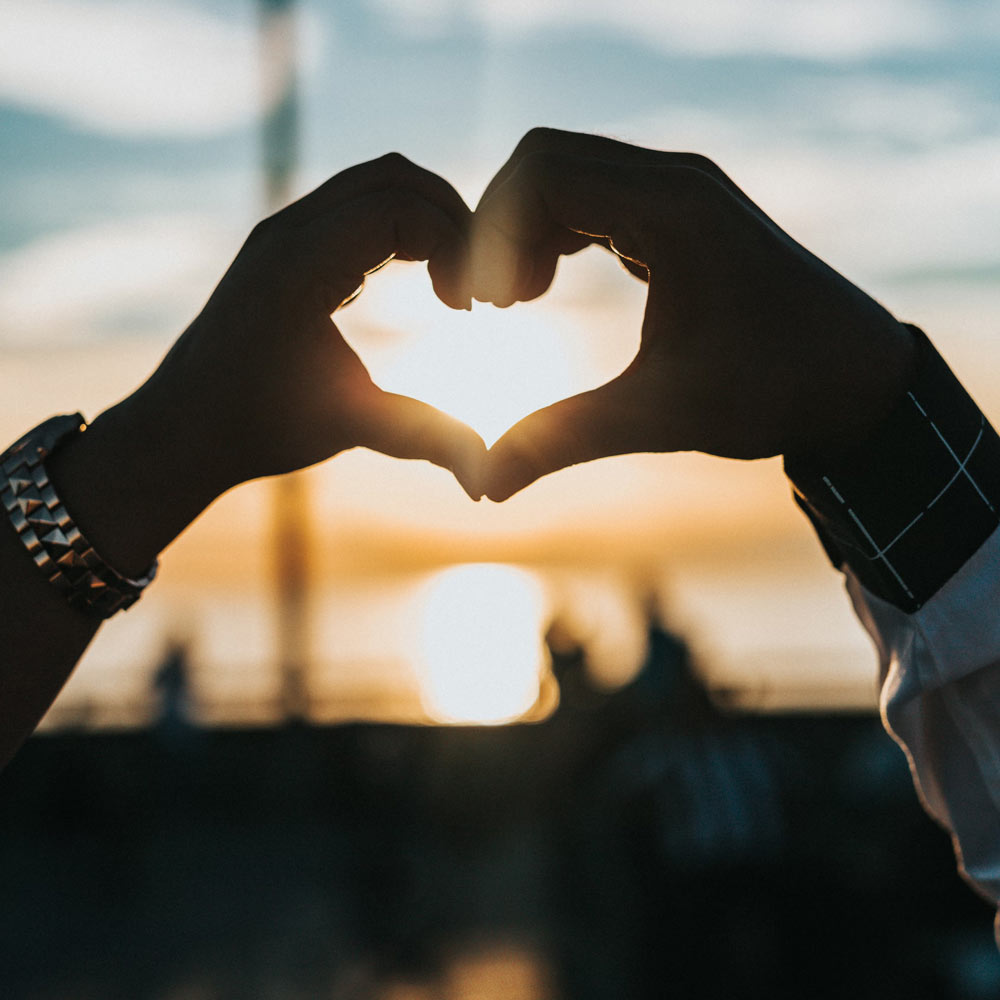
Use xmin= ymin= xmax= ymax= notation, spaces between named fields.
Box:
xmin=787 ymin=327 xmax=1000 ymax=613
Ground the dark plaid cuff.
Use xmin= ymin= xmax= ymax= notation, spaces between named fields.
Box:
xmin=786 ymin=326 xmax=1000 ymax=613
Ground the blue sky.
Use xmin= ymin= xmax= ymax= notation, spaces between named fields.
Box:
xmin=2 ymin=0 xmax=1000 ymax=352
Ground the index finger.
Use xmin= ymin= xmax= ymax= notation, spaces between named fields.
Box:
xmin=471 ymin=151 xmax=649 ymax=306
xmin=275 ymin=152 xmax=472 ymax=237
xmin=476 ymin=128 xmax=662 ymax=209
xmin=289 ymin=187 xmax=472 ymax=313
xmin=478 ymin=127 xmax=764 ymax=217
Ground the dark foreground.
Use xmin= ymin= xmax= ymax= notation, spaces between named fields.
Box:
xmin=2 ymin=629 xmax=997 ymax=999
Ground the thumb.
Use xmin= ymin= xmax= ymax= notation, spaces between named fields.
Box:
xmin=483 ymin=376 xmax=649 ymax=501
xmin=357 ymin=390 xmax=487 ymax=501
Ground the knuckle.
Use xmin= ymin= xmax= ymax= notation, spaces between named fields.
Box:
xmin=669 ymin=163 xmax=725 ymax=204
xmin=244 ymin=212 xmax=293 ymax=260
xmin=673 ymin=151 xmax=722 ymax=177
xmin=376 ymin=150 xmax=412 ymax=172
xmin=249 ymin=213 xmax=278 ymax=242
xmin=674 ymin=176 xmax=735 ymax=244
xmin=516 ymin=126 xmax=563 ymax=156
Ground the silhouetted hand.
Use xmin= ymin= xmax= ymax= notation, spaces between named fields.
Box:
xmin=46 ymin=154 xmax=489 ymax=587
xmin=0 ymin=153 xmax=489 ymax=767
xmin=466 ymin=128 xmax=916 ymax=501
xmin=136 ymin=152 xmax=485 ymax=502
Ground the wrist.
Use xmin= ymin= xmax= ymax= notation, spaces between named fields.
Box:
xmin=786 ymin=326 xmax=1000 ymax=611
xmin=788 ymin=315 xmax=919 ymax=465
xmin=46 ymin=386 xmax=226 ymax=579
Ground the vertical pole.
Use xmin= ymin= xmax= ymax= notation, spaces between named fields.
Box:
xmin=258 ymin=0 xmax=310 ymax=720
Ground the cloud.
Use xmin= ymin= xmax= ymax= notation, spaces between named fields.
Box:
xmin=0 ymin=0 xmax=317 ymax=136
xmin=372 ymin=0 xmax=952 ymax=59
xmin=816 ymin=76 xmax=990 ymax=144
xmin=601 ymin=102 xmax=1000 ymax=288
xmin=0 ymin=214 xmax=237 ymax=346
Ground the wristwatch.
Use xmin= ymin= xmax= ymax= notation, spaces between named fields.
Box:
xmin=1 ymin=413 xmax=158 ymax=618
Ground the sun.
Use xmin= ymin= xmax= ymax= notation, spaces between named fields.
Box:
xmin=416 ymin=564 xmax=549 ymax=725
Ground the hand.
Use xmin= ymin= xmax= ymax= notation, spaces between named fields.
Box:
xmin=48 ymin=155 xmax=487 ymax=580
xmin=134 ymin=152 xmax=485 ymax=501
xmin=0 ymin=154 xmax=488 ymax=764
xmin=465 ymin=128 xmax=916 ymax=501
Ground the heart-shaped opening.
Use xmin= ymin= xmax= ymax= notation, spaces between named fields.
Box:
xmin=340 ymin=248 xmax=643 ymax=449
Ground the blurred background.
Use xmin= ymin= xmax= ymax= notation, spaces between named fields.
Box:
xmin=2 ymin=0 xmax=1000 ymax=996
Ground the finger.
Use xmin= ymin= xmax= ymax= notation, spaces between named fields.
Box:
xmin=470 ymin=152 xmax=647 ymax=306
xmin=616 ymin=251 xmax=650 ymax=282
xmin=586 ymin=236 xmax=650 ymax=284
xmin=483 ymin=375 xmax=655 ymax=502
xmin=277 ymin=152 xmax=472 ymax=233
xmin=426 ymin=233 xmax=473 ymax=311
xmin=478 ymin=127 xmax=762 ymax=218
xmin=471 ymin=130 xmax=770 ymax=303
xmin=473 ymin=151 xmax=772 ymax=307
xmin=294 ymin=189 xmax=469 ymax=312
xmin=358 ymin=391 xmax=488 ymax=501
xmin=476 ymin=127 xmax=663 ymax=209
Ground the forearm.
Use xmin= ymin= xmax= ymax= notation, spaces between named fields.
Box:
xmin=787 ymin=328 xmax=1000 ymax=927
xmin=0 ymin=498 xmax=100 ymax=767
xmin=0 ymin=382 xmax=223 ymax=769
xmin=0 ymin=155 xmax=483 ymax=769
xmin=786 ymin=326 xmax=1000 ymax=612
xmin=46 ymin=376 xmax=225 ymax=579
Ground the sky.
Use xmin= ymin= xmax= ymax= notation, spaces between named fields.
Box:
xmin=2 ymin=0 xmax=1000 ymax=342
xmin=2 ymin=0 xmax=999 ymax=720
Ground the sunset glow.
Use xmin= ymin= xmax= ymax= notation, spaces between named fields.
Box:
xmin=6 ymin=0 xmax=1000 ymax=728
xmin=344 ymin=263 xmax=589 ymax=447
xmin=417 ymin=564 xmax=549 ymax=724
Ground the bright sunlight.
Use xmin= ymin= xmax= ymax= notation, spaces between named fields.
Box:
xmin=342 ymin=263 xmax=589 ymax=447
xmin=417 ymin=564 xmax=549 ymax=724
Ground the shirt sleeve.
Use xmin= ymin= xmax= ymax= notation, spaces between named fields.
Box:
xmin=785 ymin=325 xmax=1000 ymax=944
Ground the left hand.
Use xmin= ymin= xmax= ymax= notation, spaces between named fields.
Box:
xmin=133 ymin=152 xmax=486 ymax=501
xmin=49 ymin=154 xmax=488 ymax=581
xmin=0 ymin=155 xmax=488 ymax=765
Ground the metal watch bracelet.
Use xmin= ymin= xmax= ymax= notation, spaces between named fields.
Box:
xmin=1 ymin=413 xmax=158 ymax=619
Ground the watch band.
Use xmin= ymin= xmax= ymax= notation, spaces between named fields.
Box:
xmin=1 ymin=413 xmax=158 ymax=619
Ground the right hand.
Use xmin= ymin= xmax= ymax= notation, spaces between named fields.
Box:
xmin=465 ymin=128 xmax=916 ymax=501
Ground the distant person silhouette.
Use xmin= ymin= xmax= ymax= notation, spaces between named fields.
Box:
xmin=153 ymin=638 xmax=196 ymax=750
